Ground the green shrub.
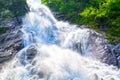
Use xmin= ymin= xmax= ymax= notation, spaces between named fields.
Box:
xmin=42 ymin=0 xmax=120 ymax=44
xmin=0 ymin=0 xmax=28 ymax=17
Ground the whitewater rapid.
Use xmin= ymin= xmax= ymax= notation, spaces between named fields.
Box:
xmin=0 ymin=0 xmax=120 ymax=80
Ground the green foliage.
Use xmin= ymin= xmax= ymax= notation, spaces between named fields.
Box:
xmin=0 ymin=0 xmax=28 ymax=35
xmin=0 ymin=27 xmax=6 ymax=34
xmin=44 ymin=0 xmax=120 ymax=44
xmin=0 ymin=0 xmax=28 ymax=17
xmin=106 ymin=35 xmax=116 ymax=44
xmin=42 ymin=0 xmax=89 ymax=24
xmin=80 ymin=0 xmax=120 ymax=44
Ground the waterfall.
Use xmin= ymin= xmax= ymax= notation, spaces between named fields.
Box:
xmin=0 ymin=0 xmax=120 ymax=80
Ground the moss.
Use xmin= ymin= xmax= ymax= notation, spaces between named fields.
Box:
xmin=3 ymin=13 xmax=13 ymax=18
xmin=106 ymin=35 xmax=116 ymax=44
xmin=0 ymin=27 xmax=6 ymax=34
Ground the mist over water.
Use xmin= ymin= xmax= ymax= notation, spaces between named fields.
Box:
xmin=0 ymin=0 xmax=120 ymax=80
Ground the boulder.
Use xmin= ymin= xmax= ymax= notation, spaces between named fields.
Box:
xmin=18 ymin=45 xmax=38 ymax=65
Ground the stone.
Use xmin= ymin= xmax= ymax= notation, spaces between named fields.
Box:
xmin=0 ymin=17 xmax=23 ymax=63
xmin=26 ymin=45 xmax=37 ymax=60
xmin=18 ymin=45 xmax=38 ymax=65
xmin=103 ymin=43 xmax=120 ymax=68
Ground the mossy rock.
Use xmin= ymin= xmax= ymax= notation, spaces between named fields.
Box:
xmin=0 ymin=27 xmax=6 ymax=34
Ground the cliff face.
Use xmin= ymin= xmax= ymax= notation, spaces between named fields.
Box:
xmin=0 ymin=17 xmax=23 ymax=63
xmin=0 ymin=0 xmax=28 ymax=63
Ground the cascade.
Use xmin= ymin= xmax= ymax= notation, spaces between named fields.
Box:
xmin=0 ymin=0 xmax=120 ymax=80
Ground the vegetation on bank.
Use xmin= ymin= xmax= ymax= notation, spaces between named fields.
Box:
xmin=0 ymin=0 xmax=28 ymax=34
xmin=0 ymin=0 xmax=28 ymax=17
xmin=42 ymin=0 xmax=120 ymax=44
xmin=0 ymin=27 xmax=6 ymax=34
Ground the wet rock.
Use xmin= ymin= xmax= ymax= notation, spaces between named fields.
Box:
xmin=117 ymin=56 xmax=120 ymax=68
xmin=73 ymin=29 xmax=108 ymax=60
xmin=0 ymin=30 xmax=23 ymax=63
xmin=114 ymin=43 xmax=120 ymax=55
xmin=106 ymin=56 xmax=117 ymax=66
xmin=19 ymin=45 xmax=38 ymax=65
xmin=0 ymin=17 xmax=22 ymax=31
xmin=93 ymin=73 xmax=98 ymax=80
xmin=0 ymin=17 xmax=23 ymax=63
xmin=103 ymin=43 xmax=120 ymax=68
xmin=26 ymin=45 xmax=37 ymax=60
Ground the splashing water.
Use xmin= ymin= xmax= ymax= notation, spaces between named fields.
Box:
xmin=0 ymin=0 xmax=120 ymax=80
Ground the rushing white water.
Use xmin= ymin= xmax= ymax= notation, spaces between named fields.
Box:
xmin=0 ymin=0 xmax=120 ymax=80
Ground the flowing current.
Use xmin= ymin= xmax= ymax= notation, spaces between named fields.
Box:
xmin=0 ymin=0 xmax=120 ymax=80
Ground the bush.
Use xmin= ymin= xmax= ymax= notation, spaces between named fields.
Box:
xmin=0 ymin=0 xmax=28 ymax=17
xmin=42 ymin=0 xmax=120 ymax=44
